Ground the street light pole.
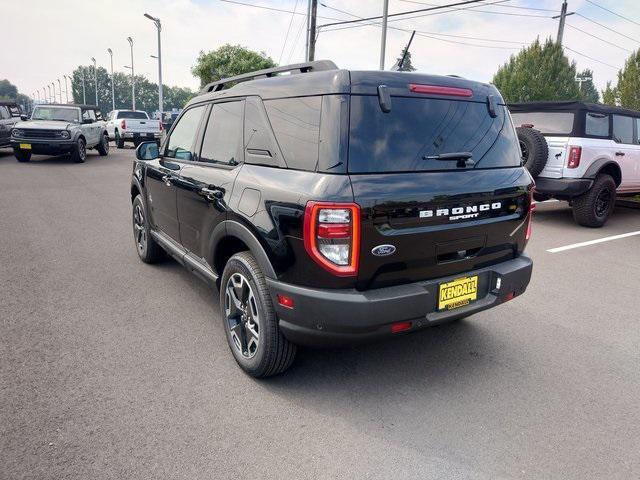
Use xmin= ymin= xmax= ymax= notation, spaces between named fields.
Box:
xmin=379 ymin=0 xmax=389 ymax=70
xmin=57 ymin=78 xmax=62 ymax=103
xmin=51 ymin=82 xmax=56 ymax=103
xmin=91 ymin=57 xmax=98 ymax=106
xmin=144 ymin=14 xmax=163 ymax=122
xmin=42 ymin=87 xmax=47 ymax=103
xmin=81 ymin=68 xmax=86 ymax=104
xmin=64 ymin=75 xmax=69 ymax=103
xmin=47 ymin=85 xmax=52 ymax=103
xmin=107 ymin=48 xmax=115 ymax=111
xmin=127 ymin=37 xmax=135 ymax=110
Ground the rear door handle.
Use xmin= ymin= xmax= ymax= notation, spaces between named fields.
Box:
xmin=615 ymin=151 xmax=625 ymax=156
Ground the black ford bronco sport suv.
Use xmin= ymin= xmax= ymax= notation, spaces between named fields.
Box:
xmin=131 ymin=61 xmax=534 ymax=377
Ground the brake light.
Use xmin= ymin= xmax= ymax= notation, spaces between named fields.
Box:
xmin=526 ymin=190 xmax=535 ymax=241
xmin=159 ymin=121 xmax=164 ymax=132
xmin=303 ymin=202 xmax=360 ymax=277
xmin=120 ymin=119 xmax=126 ymax=130
xmin=391 ymin=321 xmax=412 ymax=333
xmin=409 ymin=84 xmax=473 ymax=97
xmin=567 ymin=146 xmax=581 ymax=168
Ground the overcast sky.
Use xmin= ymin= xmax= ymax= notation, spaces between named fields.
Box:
xmin=3 ymin=0 xmax=639 ymax=99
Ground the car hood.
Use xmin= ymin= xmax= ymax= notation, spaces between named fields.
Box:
xmin=18 ymin=120 xmax=75 ymax=130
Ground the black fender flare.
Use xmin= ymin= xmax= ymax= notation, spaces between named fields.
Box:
xmin=131 ymin=174 xmax=144 ymax=202
xmin=583 ymin=159 xmax=622 ymax=185
xmin=208 ymin=220 xmax=277 ymax=279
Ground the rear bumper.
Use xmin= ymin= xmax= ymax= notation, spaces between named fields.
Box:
xmin=267 ymin=254 xmax=533 ymax=347
xmin=121 ymin=132 xmax=161 ymax=140
xmin=11 ymin=140 xmax=75 ymax=155
xmin=535 ymin=177 xmax=593 ymax=198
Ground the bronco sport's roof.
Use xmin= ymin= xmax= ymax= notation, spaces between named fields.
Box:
xmin=187 ymin=60 xmax=503 ymax=107
xmin=510 ymin=101 xmax=640 ymax=118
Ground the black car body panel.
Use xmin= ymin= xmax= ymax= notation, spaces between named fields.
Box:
xmin=132 ymin=61 xmax=534 ymax=347
xmin=0 ymin=101 xmax=23 ymax=147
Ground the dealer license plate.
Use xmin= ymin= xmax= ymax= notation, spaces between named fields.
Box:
xmin=438 ymin=276 xmax=478 ymax=311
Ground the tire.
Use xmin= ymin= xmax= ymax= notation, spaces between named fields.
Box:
xmin=220 ymin=251 xmax=296 ymax=378
xmin=533 ymin=192 xmax=550 ymax=202
xmin=132 ymin=194 xmax=164 ymax=263
xmin=572 ymin=174 xmax=616 ymax=228
xmin=115 ymin=130 xmax=125 ymax=149
xmin=516 ymin=127 xmax=548 ymax=178
xmin=14 ymin=150 xmax=31 ymax=162
xmin=70 ymin=137 xmax=87 ymax=163
xmin=96 ymin=133 xmax=109 ymax=156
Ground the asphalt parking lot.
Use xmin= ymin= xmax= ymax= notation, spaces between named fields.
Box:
xmin=1 ymin=146 xmax=639 ymax=480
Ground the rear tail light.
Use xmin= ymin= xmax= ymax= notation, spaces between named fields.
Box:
xmin=159 ymin=121 xmax=164 ymax=132
xmin=408 ymin=83 xmax=473 ymax=97
xmin=391 ymin=321 xmax=412 ymax=334
xmin=303 ymin=202 xmax=360 ymax=277
xmin=277 ymin=294 xmax=294 ymax=309
xmin=120 ymin=119 xmax=126 ymax=130
xmin=567 ymin=146 xmax=581 ymax=168
xmin=526 ymin=190 xmax=535 ymax=241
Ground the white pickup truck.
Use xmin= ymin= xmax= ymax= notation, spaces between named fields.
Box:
xmin=511 ymin=101 xmax=640 ymax=227
xmin=105 ymin=110 xmax=162 ymax=148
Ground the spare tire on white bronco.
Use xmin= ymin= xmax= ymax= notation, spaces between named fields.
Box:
xmin=516 ymin=126 xmax=548 ymax=178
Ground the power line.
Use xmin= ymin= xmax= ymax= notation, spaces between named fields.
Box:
xmin=279 ymin=0 xmax=300 ymax=64
xmin=217 ymin=0 xmax=345 ymax=22
xmin=584 ymin=0 xmax=640 ymax=28
xmin=318 ymin=0 xmax=489 ymax=28
xmin=564 ymin=46 xmax=619 ymax=69
xmin=397 ymin=0 xmax=551 ymax=18
xmin=400 ymin=0 xmax=556 ymax=12
xmin=287 ymin=17 xmax=307 ymax=63
xmin=575 ymin=12 xmax=640 ymax=45
xmin=565 ymin=23 xmax=631 ymax=53
xmin=321 ymin=2 xmax=524 ymax=45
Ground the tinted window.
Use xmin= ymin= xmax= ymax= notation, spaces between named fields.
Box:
xmin=117 ymin=111 xmax=148 ymax=119
xmin=200 ymin=101 xmax=244 ymax=164
xmin=349 ymin=96 xmax=521 ymax=173
xmin=165 ymin=106 xmax=205 ymax=160
xmin=264 ymin=96 xmax=321 ymax=171
xmin=613 ymin=115 xmax=633 ymax=144
xmin=244 ymin=97 xmax=282 ymax=167
xmin=510 ymin=111 xmax=574 ymax=135
xmin=585 ymin=112 xmax=609 ymax=136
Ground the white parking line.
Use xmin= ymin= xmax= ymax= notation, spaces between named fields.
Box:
xmin=547 ymin=231 xmax=640 ymax=253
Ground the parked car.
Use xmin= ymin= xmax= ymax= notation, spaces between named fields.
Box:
xmin=0 ymin=101 xmax=25 ymax=148
xmin=105 ymin=110 xmax=161 ymax=148
xmin=11 ymin=104 xmax=109 ymax=163
xmin=511 ymin=101 xmax=640 ymax=227
xmin=130 ymin=61 xmax=534 ymax=377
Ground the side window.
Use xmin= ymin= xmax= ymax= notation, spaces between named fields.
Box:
xmin=81 ymin=109 xmax=95 ymax=122
xmin=263 ymin=96 xmax=321 ymax=171
xmin=585 ymin=112 xmax=609 ymax=137
xmin=244 ymin=97 xmax=283 ymax=167
xmin=613 ymin=115 xmax=633 ymax=144
xmin=8 ymin=106 xmax=20 ymax=117
xmin=0 ymin=106 xmax=9 ymax=120
xmin=165 ymin=105 xmax=206 ymax=161
xmin=200 ymin=101 xmax=244 ymax=164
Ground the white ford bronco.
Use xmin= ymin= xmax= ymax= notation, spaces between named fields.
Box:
xmin=510 ymin=101 xmax=640 ymax=227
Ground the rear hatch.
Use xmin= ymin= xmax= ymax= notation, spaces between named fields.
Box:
xmin=348 ymin=72 xmax=533 ymax=290
xmin=117 ymin=112 xmax=160 ymax=134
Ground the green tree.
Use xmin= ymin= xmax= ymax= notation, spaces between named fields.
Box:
xmin=576 ymin=69 xmax=599 ymax=103
xmin=70 ymin=65 xmax=194 ymax=115
xmin=615 ymin=49 xmax=640 ymax=110
xmin=492 ymin=38 xmax=581 ymax=103
xmin=395 ymin=47 xmax=416 ymax=72
xmin=0 ymin=79 xmax=19 ymax=100
xmin=601 ymin=81 xmax=617 ymax=106
xmin=191 ymin=44 xmax=276 ymax=88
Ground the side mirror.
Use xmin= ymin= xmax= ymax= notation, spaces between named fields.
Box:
xmin=20 ymin=115 xmax=28 ymax=121
xmin=136 ymin=141 xmax=160 ymax=161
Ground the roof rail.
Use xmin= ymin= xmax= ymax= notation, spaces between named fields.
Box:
xmin=200 ymin=60 xmax=338 ymax=94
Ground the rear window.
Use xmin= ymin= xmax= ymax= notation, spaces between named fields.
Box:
xmin=349 ymin=96 xmax=521 ymax=173
xmin=117 ymin=111 xmax=148 ymax=119
xmin=510 ymin=111 xmax=574 ymax=135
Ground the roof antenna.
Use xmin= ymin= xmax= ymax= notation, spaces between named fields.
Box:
xmin=391 ymin=30 xmax=416 ymax=72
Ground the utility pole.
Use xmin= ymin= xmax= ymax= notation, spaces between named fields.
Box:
xmin=553 ymin=0 xmax=574 ymax=46
xmin=307 ymin=0 xmax=317 ymax=61
xmin=305 ymin=0 xmax=311 ymax=61
xmin=379 ymin=0 xmax=389 ymax=70
xmin=127 ymin=37 xmax=135 ymax=110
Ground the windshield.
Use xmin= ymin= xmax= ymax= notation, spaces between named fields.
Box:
xmin=117 ymin=111 xmax=148 ymax=119
xmin=348 ymin=96 xmax=521 ymax=173
xmin=32 ymin=106 xmax=80 ymax=123
xmin=510 ymin=111 xmax=574 ymax=135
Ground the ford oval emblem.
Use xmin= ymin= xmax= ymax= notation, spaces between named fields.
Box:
xmin=371 ymin=244 xmax=396 ymax=257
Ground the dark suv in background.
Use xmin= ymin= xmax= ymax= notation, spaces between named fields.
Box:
xmin=0 ymin=101 xmax=24 ymax=148
xmin=131 ymin=61 xmax=534 ymax=377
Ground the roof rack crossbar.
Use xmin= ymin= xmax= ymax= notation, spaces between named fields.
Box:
xmin=200 ymin=60 xmax=338 ymax=94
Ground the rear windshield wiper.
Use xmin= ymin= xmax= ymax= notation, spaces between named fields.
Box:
xmin=423 ymin=151 xmax=474 ymax=168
